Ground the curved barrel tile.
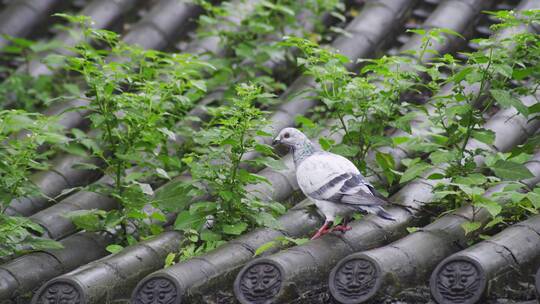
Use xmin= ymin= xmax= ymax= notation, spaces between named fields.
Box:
xmin=430 ymin=215 xmax=540 ymax=304
xmin=32 ymin=232 xmax=182 ymax=304
xmin=132 ymin=209 xmax=323 ymax=303
xmin=0 ymin=233 xmax=112 ymax=300
xmin=0 ymin=0 xmax=61 ymax=49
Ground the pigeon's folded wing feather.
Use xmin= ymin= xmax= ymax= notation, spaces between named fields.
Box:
xmin=296 ymin=152 xmax=360 ymax=195
xmin=297 ymin=151 xmax=395 ymax=221
xmin=299 ymin=153 xmax=378 ymax=202
xmin=309 ymin=174 xmax=387 ymax=207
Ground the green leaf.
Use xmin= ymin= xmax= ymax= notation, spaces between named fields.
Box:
xmin=63 ymin=83 xmax=81 ymax=96
xmin=330 ymin=144 xmax=359 ymax=157
xmin=60 ymin=143 xmax=88 ymax=157
xmin=493 ymin=64 xmax=513 ymax=78
xmin=254 ymin=240 xmax=278 ymax=256
xmin=376 ymin=151 xmax=396 ymax=184
xmin=189 ymin=201 xmax=217 ymax=213
xmin=490 ymin=89 xmax=528 ymax=116
xmin=154 ymin=181 xmax=192 ymax=213
xmin=200 ymin=230 xmax=222 ymax=242
xmin=164 ymin=252 xmax=176 ymax=268
xmin=287 ymin=237 xmax=309 ymax=246
xmin=406 ymin=227 xmax=419 ymax=233
xmin=456 ymin=184 xmax=484 ymax=196
xmin=295 ymin=115 xmax=316 ymax=129
xmin=260 ymin=157 xmax=288 ymax=171
xmin=513 ymin=67 xmax=535 ymax=80
xmin=427 ymin=173 xmax=445 ymax=180
xmin=191 ymin=80 xmax=207 ymax=92
xmin=452 ymin=67 xmax=473 ymax=83
xmin=106 ymin=244 xmax=123 ymax=254
xmin=453 ymin=174 xmax=487 ymax=185
xmin=158 ymin=127 xmax=176 ymax=141
xmin=429 ymin=150 xmax=455 ymax=164
xmin=150 ymin=212 xmax=167 ymax=222
xmin=527 ymin=192 xmax=540 ymax=209
xmin=476 ymin=198 xmax=502 ymax=217
xmin=222 ymin=222 xmax=248 ymax=235
xmin=268 ymin=202 xmax=287 ymax=214
xmin=174 ymin=211 xmax=206 ymax=231
xmin=461 ymin=221 xmax=481 ymax=235
xmin=400 ymin=162 xmax=430 ymax=183
xmin=318 ymin=137 xmax=333 ymax=151
xmin=375 ymin=152 xmax=395 ymax=171
xmin=253 ymin=212 xmax=281 ymax=230
xmin=254 ymin=143 xmax=275 ymax=156
xmin=238 ymin=170 xmax=269 ymax=184
xmin=436 ymin=27 xmax=465 ymax=39
xmin=256 ymin=130 xmax=273 ymax=137
xmin=392 ymin=136 xmax=410 ymax=146
xmin=135 ymin=182 xmax=154 ymax=196
xmin=125 ymin=172 xmax=144 ymax=183
xmin=491 ymin=160 xmax=534 ymax=180
xmin=24 ymin=237 xmax=64 ymax=251
xmin=64 ymin=209 xmax=106 ymax=231
xmin=485 ymin=216 xmax=504 ymax=229
xmin=471 ymin=129 xmax=495 ymax=145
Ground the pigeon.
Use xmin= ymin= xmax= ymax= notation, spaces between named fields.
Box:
xmin=272 ymin=127 xmax=395 ymax=240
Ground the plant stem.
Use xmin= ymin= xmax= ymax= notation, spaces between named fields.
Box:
xmin=458 ymin=47 xmax=494 ymax=161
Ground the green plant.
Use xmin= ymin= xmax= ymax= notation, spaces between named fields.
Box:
xmin=194 ymin=0 xmax=345 ymax=100
xmin=405 ymin=9 xmax=540 ymax=233
xmin=0 ymin=36 xmax=68 ymax=111
xmin=281 ymin=9 xmax=540 ymax=237
xmin=60 ymin=23 xmax=212 ymax=248
xmin=281 ymin=36 xmax=425 ymax=185
xmin=174 ymin=83 xmax=285 ymax=259
xmin=0 ymin=111 xmax=66 ymax=258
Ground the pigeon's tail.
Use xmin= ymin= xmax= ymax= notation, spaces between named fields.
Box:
xmin=356 ymin=205 xmax=396 ymax=221
xmin=376 ymin=206 xmax=396 ymax=221
xmin=340 ymin=193 xmax=396 ymax=221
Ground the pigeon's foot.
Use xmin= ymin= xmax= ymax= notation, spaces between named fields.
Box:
xmin=311 ymin=221 xmax=332 ymax=240
xmin=331 ymin=225 xmax=352 ymax=233
xmin=310 ymin=229 xmax=330 ymax=240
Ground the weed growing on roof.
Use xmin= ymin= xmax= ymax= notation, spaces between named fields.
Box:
xmin=423 ymin=9 xmax=540 ymax=236
xmin=282 ymin=9 xmax=540 ymax=239
xmin=173 ymin=83 xmax=286 ymax=260
xmin=0 ymin=36 xmax=68 ymax=111
xmin=57 ymin=22 xmax=212 ymax=250
xmin=0 ymin=5 xmax=539 ymax=264
xmin=0 ymin=111 xmax=66 ymax=258
xmin=193 ymin=0 xmax=345 ymax=100
xmin=0 ymin=0 xmax=348 ymax=258
xmin=280 ymin=35 xmax=425 ymax=186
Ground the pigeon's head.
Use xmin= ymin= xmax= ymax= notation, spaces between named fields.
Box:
xmin=272 ymin=127 xmax=308 ymax=148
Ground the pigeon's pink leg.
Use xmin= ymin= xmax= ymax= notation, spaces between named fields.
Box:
xmin=331 ymin=225 xmax=352 ymax=232
xmin=331 ymin=217 xmax=352 ymax=233
xmin=311 ymin=221 xmax=332 ymax=240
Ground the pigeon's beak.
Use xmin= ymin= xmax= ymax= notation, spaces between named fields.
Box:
xmin=272 ymin=136 xmax=281 ymax=146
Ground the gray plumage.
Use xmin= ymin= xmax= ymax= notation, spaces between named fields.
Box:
xmin=273 ymin=127 xmax=394 ymax=223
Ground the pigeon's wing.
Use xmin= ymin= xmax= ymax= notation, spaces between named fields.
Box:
xmin=299 ymin=154 xmax=394 ymax=221
xmin=296 ymin=152 xmax=360 ymax=197
xmin=307 ymin=173 xmax=384 ymax=205
xmin=337 ymin=172 xmax=376 ymax=196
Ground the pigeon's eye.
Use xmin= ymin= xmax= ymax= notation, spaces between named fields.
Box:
xmin=283 ymin=133 xmax=290 ymax=139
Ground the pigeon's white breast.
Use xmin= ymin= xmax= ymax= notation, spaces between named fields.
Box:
xmin=296 ymin=152 xmax=359 ymax=195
